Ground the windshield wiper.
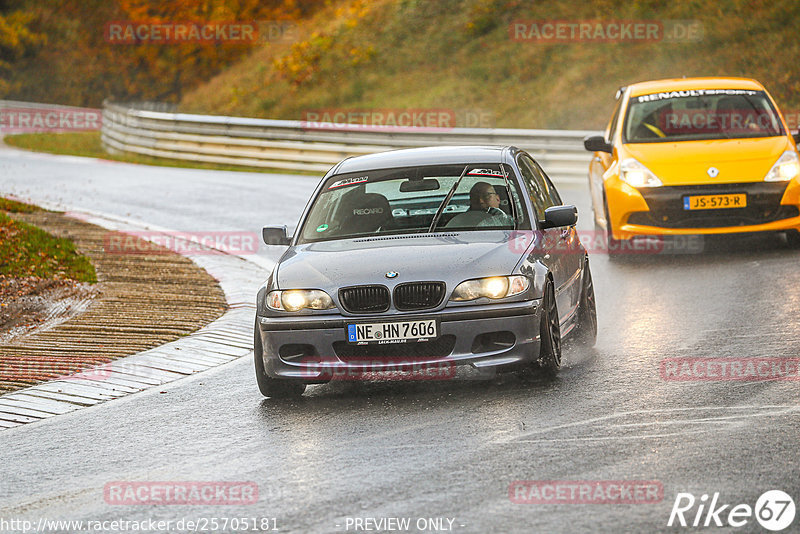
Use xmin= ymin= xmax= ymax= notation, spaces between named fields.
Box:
xmin=428 ymin=165 xmax=469 ymax=232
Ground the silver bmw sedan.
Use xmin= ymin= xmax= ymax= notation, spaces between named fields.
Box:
xmin=255 ymin=146 xmax=596 ymax=397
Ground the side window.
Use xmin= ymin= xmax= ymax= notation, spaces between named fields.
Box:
xmin=529 ymin=158 xmax=562 ymax=207
xmin=517 ymin=155 xmax=548 ymax=221
xmin=502 ymin=164 xmax=532 ymax=230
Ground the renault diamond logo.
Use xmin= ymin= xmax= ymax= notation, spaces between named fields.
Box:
xmin=385 ymin=271 xmax=399 ymax=279
xmin=707 ymin=166 xmax=719 ymax=178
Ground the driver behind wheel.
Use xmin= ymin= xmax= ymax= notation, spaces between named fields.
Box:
xmin=446 ymin=181 xmax=514 ymax=228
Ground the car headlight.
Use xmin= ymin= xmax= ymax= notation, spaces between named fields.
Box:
xmin=266 ymin=289 xmax=335 ymax=311
xmin=620 ymin=158 xmax=663 ymax=188
xmin=450 ymin=275 xmax=530 ymax=302
xmin=764 ymin=151 xmax=800 ymax=182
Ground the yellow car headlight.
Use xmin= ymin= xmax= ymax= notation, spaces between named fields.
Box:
xmin=267 ymin=289 xmax=335 ymax=312
xmin=620 ymin=158 xmax=663 ymax=188
xmin=450 ymin=275 xmax=530 ymax=302
xmin=764 ymin=151 xmax=800 ymax=182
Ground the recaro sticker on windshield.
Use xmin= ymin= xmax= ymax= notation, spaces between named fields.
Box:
xmin=635 ymin=89 xmax=760 ymax=103
xmin=329 ymin=176 xmax=369 ymax=189
xmin=467 ymin=168 xmax=504 ymax=177
xmin=353 ymin=207 xmax=383 ymax=216
xmin=316 ymin=224 xmax=329 ymax=232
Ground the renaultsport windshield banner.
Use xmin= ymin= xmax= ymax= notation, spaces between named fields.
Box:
xmin=634 ymin=89 xmax=761 ymax=103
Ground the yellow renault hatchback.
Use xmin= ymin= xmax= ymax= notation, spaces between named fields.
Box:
xmin=584 ymin=77 xmax=800 ymax=250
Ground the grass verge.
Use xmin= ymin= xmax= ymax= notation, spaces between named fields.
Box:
xmin=0 ymin=198 xmax=96 ymax=283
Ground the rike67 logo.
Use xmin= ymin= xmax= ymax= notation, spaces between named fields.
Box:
xmin=668 ymin=490 xmax=796 ymax=531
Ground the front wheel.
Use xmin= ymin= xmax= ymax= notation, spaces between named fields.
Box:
xmin=538 ymin=280 xmax=562 ymax=376
xmin=254 ymin=320 xmax=306 ymax=398
xmin=603 ymin=198 xmax=629 ymax=258
xmin=571 ymin=259 xmax=597 ymax=347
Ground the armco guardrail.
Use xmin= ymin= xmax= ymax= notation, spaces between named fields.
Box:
xmin=1 ymin=100 xmax=102 ymax=134
xmin=101 ymin=101 xmax=598 ymax=183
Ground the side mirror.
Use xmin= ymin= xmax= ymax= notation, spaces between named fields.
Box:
xmin=262 ymin=226 xmax=291 ymax=245
xmin=583 ymin=135 xmax=612 ymax=154
xmin=793 ymin=130 xmax=800 ymax=144
xmin=540 ymin=205 xmax=577 ymax=229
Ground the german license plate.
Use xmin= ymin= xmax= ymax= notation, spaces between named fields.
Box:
xmin=683 ymin=193 xmax=746 ymax=210
xmin=346 ymin=319 xmax=438 ymax=344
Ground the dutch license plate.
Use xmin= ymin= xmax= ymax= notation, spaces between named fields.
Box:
xmin=347 ymin=319 xmax=438 ymax=344
xmin=683 ymin=193 xmax=746 ymax=210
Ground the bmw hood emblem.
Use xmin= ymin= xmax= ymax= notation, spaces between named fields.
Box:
xmin=385 ymin=271 xmax=399 ymax=279
xmin=707 ymin=166 xmax=719 ymax=178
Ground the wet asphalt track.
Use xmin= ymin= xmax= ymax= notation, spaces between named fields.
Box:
xmin=1 ymin=147 xmax=800 ymax=533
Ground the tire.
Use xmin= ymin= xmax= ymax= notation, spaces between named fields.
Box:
xmin=538 ymin=280 xmax=562 ymax=376
xmin=785 ymin=230 xmax=800 ymax=248
xmin=571 ymin=259 xmax=597 ymax=347
xmin=603 ymin=197 xmax=629 ymax=259
xmin=254 ymin=319 xmax=306 ymax=398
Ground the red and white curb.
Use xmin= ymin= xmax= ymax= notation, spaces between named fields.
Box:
xmin=0 ymin=207 xmax=271 ymax=429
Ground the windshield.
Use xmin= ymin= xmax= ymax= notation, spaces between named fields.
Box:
xmin=623 ymin=89 xmax=785 ymax=143
xmin=297 ymin=164 xmax=528 ymax=243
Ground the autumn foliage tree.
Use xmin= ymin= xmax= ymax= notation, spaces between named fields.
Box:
xmin=0 ymin=1 xmax=47 ymax=96
xmin=0 ymin=0 xmax=327 ymax=106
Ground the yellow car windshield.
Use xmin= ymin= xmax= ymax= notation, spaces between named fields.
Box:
xmin=624 ymin=89 xmax=784 ymax=143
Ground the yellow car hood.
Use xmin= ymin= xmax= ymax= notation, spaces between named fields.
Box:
xmin=623 ymin=137 xmax=790 ymax=185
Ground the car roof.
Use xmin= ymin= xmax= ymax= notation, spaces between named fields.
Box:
xmin=627 ymin=77 xmax=766 ymax=97
xmin=332 ymin=146 xmax=512 ymax=174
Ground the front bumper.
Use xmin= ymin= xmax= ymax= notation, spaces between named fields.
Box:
xmin=607 ymin=180 xmax=800 ymax=239
xmin=257 ymin=300 xmax=541 ymax=381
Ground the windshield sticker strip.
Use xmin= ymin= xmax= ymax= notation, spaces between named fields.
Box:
xmin=635 ymin=89 xmax=760 ymax=103
xmin=329 ymin=176 xmax=369 ymax=189
xmin=467 ymin=169 xmax=504 ymax=176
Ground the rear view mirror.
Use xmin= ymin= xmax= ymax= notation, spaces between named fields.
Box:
xmin=583 ymin=135 xmax=612 ymax=154
xmin=400 ymin=178 xmax=440 ymax=192
xmin=540 ymin=205 xmax=578 ymax=229
xmin=262 ymin=226 xmax=291 ymax=245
